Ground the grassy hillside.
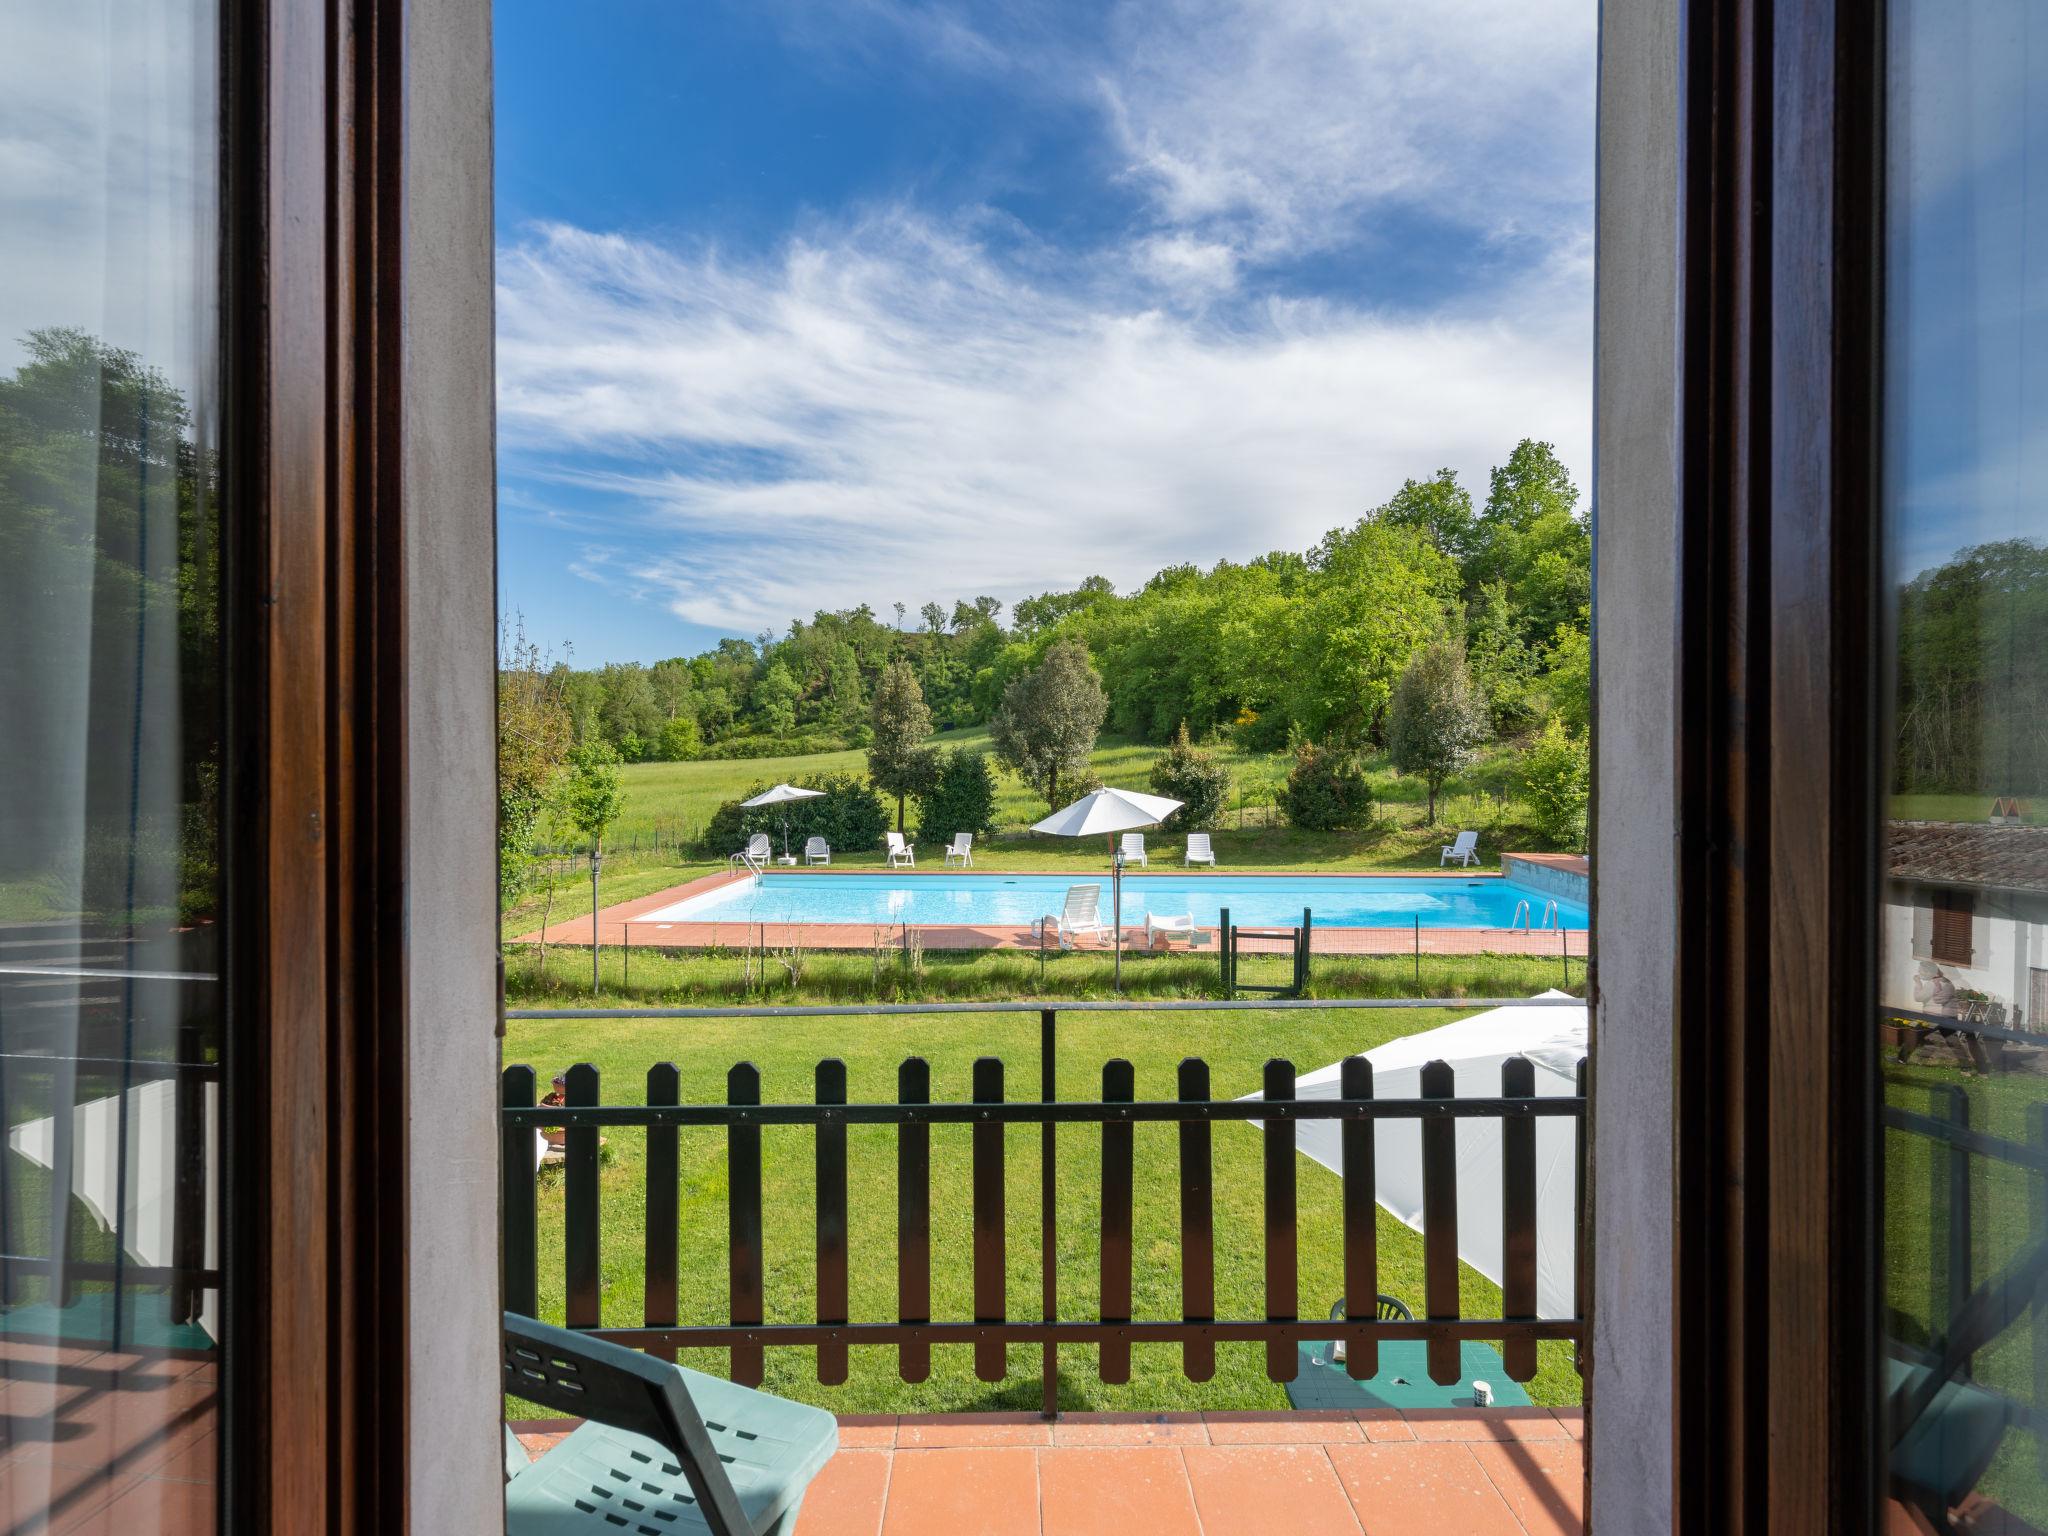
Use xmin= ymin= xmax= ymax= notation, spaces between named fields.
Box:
xmin=602 ymin=729 xmax=1527 ymax=846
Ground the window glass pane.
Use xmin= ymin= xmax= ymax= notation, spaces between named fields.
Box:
xmin=0 ymin=0 xmax=223 ymax=1528
xmin=1880 ymin=2 xmax=2048 ymax=1526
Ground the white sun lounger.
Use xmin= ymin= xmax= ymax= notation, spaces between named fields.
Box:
xmin=1036 ymin=884 xmax=1106 ymax=949
xmin=1120 ymin=832 xmax=1148 ymax=867
xmin=886 ymin=831 xmax=916 ymax=867
xmin=1145 ymin=912 xmax=1195 ymax=949
xmin=944 ymin=832 xmax=974 ymax=867
xmin=740 ymin=833 xmax=771 ymax=866
xmin=804 ymin=836 xmax=831 ymax=865
xmin=1184 ymin=833 xmax=1216 ymax=867
xmin=1440 ymin=830 xmax=1480 ymax=867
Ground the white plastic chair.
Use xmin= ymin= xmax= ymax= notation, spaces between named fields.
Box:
xmin=742 ymin=833 xmax=771 ymax=866
xmin=804 ymin=836 xmax=831 ymax=866
xmin=1036 ymin=885 xmax=1105 ymax=949
xmin=944 ymin=833 xmax=973 ymax=867
xmin=1145 ymin=912 xmax=1195 ymax=949
xmin=886 ymin=831 xmax=916 ymax=867
xmin=1119 ymin=832 xmax=1148 ymax=867
xmin=1440 ymin=830 xmax=1479 ymax=867
xmin=1184 ymin=833 xmax=1216 ymax=867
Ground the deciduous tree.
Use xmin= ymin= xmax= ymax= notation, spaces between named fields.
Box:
xmin=1387 ymin=638 xmax=1486 ymax=824
xmin=992 ymin=639 xmax=1107 ymax=811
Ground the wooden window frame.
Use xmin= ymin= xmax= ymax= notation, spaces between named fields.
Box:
xmin=220 ymin=0 xmax=415 ymax=1525
xmin=1668 ymin=0 xmax=1886 ymax=1529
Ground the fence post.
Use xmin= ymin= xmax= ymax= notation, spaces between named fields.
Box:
xmin=1220 ymin=907 xmax=1232 ymax=999
xmin=1340 ymin=1056 xmax=1376 ymax=1380
xmin=645 ymin=1063 xmax=680 ymax=1362
xmin=565 ymin=1064 xmax=602 ymax=1330
xmin=1100 ymin=1059 xmax=1135 ymax=1385
xmin=1041 ymin=1009 xmax=1059 ymax=1418
xmin=1420 ymin=1058 xmax=1460 ymax=1385
xmin=728 ymin=1062 xmax=765 ymax=1385
xmin=501 ymin=1065 xmax=538 ymax=1318
xmin=972 ymin=1057 xmax=1007 ymax=1382
xmin=1501 ymin=1057 xmax=1538 ymax=1382
xmin=1262 ymin=1059 xmax=1298 ymax=1382
xmin=897 ymin=1058 xmax=932 ymax=1383
xmin=1297 ymin=907 xmax=1313 ymax=995
xmin=1414 ymin=915 xmax=1422 ymax=992
xmin=2032 ymin=1102 xmax=2048 ymax=1483
xmin=1179 ymin=1059 xmax=1215 ymax=1382
xmin=816 ymin=1059 xmax=849 ymax=1385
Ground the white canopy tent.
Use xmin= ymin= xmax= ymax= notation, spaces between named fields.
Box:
xmin=1030 ymin=787 xmax=1182 ymax=990
xmin=740 ymin=782 xmax=825 ymax=861
xmin=1241 ymin=991 xmax=1587 ymax=1319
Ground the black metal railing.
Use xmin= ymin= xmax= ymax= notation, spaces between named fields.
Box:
xmin=501 ymin=998 xmax=1588 ymax=1415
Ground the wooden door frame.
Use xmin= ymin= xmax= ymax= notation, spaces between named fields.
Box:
xmin=1667 ymin=0 xmax=1885 ymax=1528
xmin=220 ymin=0 xmax=414 ymax=1524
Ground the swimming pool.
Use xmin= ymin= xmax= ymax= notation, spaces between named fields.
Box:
xmin=637 ymin=873 xmax=1589 ymax=931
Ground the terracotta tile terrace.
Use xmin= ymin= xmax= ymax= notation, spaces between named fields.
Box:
xmin=512 ymin=1407 xmax=1587 ymax=1536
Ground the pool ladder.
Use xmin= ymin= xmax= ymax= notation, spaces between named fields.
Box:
xmin=728 ymin=850 xmax=763 ymax=877
xmin=1510 ymin=898 xmax=1560 ymax=932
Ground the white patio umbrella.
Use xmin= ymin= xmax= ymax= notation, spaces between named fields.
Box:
xmin=741 ymin=782 xmax=825 ymax=861
xmin=1240 ymin=991 xmax=1587 ymax=1318
xmin=1030 ymin=786 xmax=1183 ymax=989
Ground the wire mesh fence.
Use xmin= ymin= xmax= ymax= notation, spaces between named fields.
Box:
xmin=501 ymin=913 xmax=1591 ymax=1008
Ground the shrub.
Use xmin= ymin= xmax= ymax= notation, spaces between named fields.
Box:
xmin=1278 ymin=742 xmax=1376 ymax=831
xmin=701 ymin=773 xmax=889 ymax=857
xmin=915 ymin=748 xmax=997 ymax=844
xmin=698 ymin=732 xmax=847 ymax=760
xmin=654 ymin=715 xmax=702 ymax=761
xmin=1520 ymin=715 xmax=1589 ymax=849
xmin=1148 ymin=722 xmax=1231 ymax=832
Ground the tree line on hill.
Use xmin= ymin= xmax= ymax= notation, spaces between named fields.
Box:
xmin=521 ymin=437 xmax=1592 ymax=760
xmin=499 ymin=438 xmax=1600 ymax=879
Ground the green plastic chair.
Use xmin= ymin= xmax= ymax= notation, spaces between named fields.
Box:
xmin=501 ymin=1313 xmax=838 ymax=1536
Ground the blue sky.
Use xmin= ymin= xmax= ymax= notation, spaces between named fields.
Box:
xmin=495 ymin=0 xmax=1598 ymax=664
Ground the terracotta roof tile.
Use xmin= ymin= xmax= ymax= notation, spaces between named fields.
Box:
xmin=1888 ymin=820 xmax=2048 ymax=893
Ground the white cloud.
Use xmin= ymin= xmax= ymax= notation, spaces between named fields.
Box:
xmin=747 ymin=0 xmax=1596 ymax=266
xmin=0 ymin=3 xmax=219 ymax=392
xmin=1098 ymin=0 xmax=1596 ymax=259
xmin=497 ymin=212 xmax=1589 ymax=636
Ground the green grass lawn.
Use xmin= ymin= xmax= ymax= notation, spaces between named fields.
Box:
xmin=595 ymin=728 xmax=1538 ymax=850
xmin=504 ymin=1006 xmax=1585 ymax=1419
xmin=503 ymin=942 xmax=1587 ymax=1008
xmin=1890 ymin=792 xmax=2048 ymax=825
xmin=1883 ymin=1054 xmax=2048 ymax=1528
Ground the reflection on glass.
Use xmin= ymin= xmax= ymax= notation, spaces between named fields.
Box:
xmin=0 ymin=0 xmax=223 ymax=1529
xmin=1879 ymin=2 xmax=2048 ymax=1528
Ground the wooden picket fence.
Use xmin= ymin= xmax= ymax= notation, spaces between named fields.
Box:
xmin=501 ymin=1002 xmax=1588 ymax=1415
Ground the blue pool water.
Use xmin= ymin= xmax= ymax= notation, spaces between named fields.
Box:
xmin=639 ymin=873 xmax=1588 ymax=930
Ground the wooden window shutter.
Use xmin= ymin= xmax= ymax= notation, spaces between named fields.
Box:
xmin=1931 ymin=890 xmax=1974 ymax=966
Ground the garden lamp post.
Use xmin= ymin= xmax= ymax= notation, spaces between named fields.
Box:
xmin=590 ymin=846 xmax=603 ymax=994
